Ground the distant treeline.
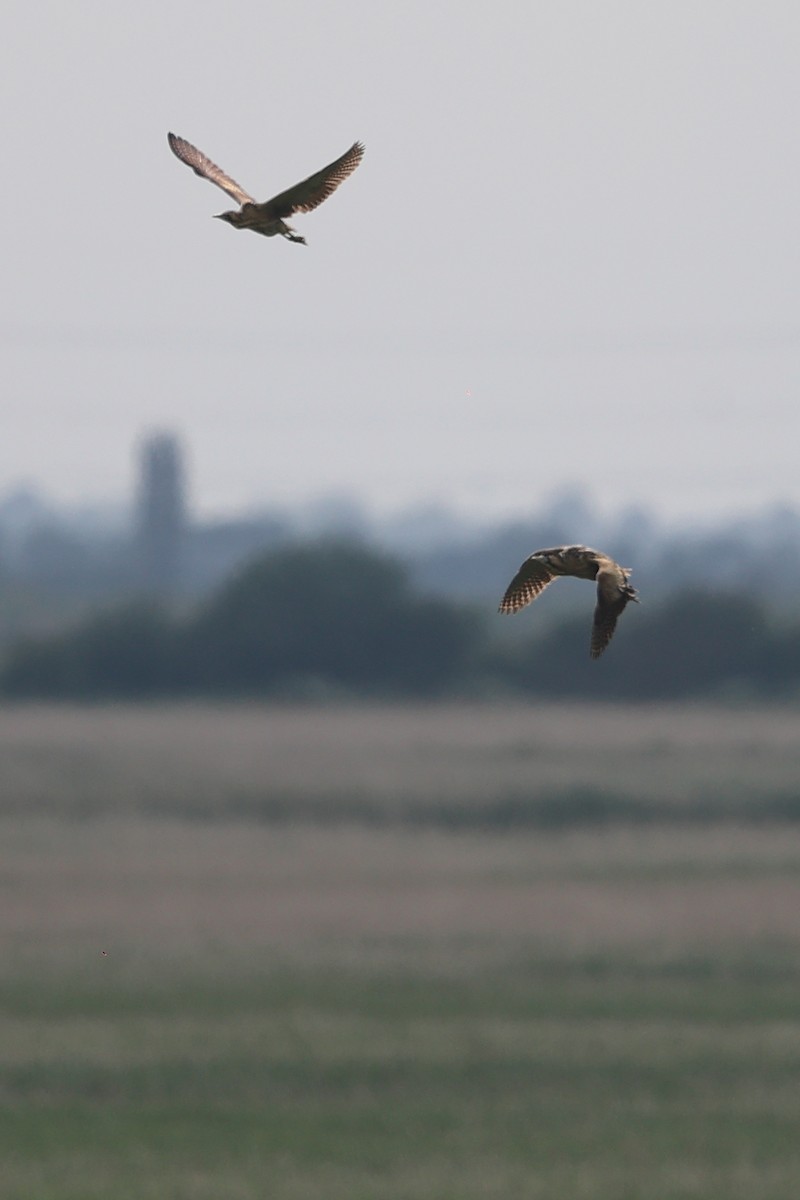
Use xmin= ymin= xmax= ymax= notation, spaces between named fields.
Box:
xmin=2 ymin=539 xmax=800 ymax=701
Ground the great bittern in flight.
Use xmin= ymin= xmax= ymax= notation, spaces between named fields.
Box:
xmin=167 ymin=133 xmax=365 ymax=245
xmin=499 ymin=545 xmax=639 ymax=659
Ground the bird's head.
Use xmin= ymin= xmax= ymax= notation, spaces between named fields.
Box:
xmin=213 ymin=210 xmax=243 ymax=227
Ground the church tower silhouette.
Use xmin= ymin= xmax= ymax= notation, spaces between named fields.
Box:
xmin=135 ymin=431 xmax=187 ymax=593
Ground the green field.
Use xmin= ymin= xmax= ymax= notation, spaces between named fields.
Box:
xmin=2 ymin=703 xmax=800 ymax=1198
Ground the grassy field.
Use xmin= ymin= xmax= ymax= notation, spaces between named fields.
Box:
xmin=4 ymin=700 xmax=800 ymax=823
xmin=2 ymin=702 xmax=800 ymax=1198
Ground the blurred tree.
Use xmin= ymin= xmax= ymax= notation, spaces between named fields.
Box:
xmin=490 ymin=590 xmax=771 ymax=701
xmin=0 ymin=541 xmax=482 ymax=699
xmin=4 ymin=544 xmax=800 ymax=701
xmin=2 ymin=603 xmax=176 ymax=698
xmin=608 ymin=590 xmax=767 ymax=699
xmin=186 ymin=539 xmax=480 ymax=695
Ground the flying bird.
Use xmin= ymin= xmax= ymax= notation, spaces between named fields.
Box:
xmin=499 ymin=545 xmax=638 ymax=659
xmin=167 ymin=133 xmax=365 ymax=245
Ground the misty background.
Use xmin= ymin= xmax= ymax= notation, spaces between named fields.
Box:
xmin=2 ymin=1 xmax=800 ymax=696
xmin=3 ymin=2 xmax=799 ymax=521
xmin=7 ymin=9 xmax=800 ymax=1197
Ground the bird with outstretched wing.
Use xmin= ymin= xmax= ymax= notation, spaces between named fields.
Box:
xmin=167 ymin=133 xmax=365 ymax=244
xmin=499 ymin=544 xmax=639 ymax=659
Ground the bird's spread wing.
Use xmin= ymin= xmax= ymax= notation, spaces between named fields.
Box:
xmin=590 ymin=599 xmax=624 ymax=659
xmin=168 ymin=133 xmax=256 ymax=206
xmin=590 ymin=566 xmax=632 ymax=658
xmin=258 ymin=142 xmax=365 ymax=218
xmin=499 ymin=556 xmax=558 ymax=614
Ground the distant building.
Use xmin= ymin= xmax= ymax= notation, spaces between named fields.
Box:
xmin=135 ymin=432 xmax=187 ymax=593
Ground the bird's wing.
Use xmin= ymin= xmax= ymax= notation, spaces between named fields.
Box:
xmin=498 ymin=556 xmax=558 ymax=614
xmin=590 ymin=565 xmax=630 ymax=658
xmin=167 ymin=133 xmax=256 ymax=206
xmin=258 ymin=142 xmax=365 ymax=218
xmin=590 ymin=600 xmax=623 ymax=659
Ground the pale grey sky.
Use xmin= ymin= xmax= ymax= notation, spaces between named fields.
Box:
xmin=2 ymin=1 xmax=799 ymax=522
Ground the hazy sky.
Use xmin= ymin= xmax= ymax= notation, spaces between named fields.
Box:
xmin=3 ymin=2 xmax=799 ymax=523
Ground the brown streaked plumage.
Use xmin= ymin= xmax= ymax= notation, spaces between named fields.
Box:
xmin=499 ymin=544 xmax=639 ymax=659
xmin=167 ymin=133 xmax=365 ymax=245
